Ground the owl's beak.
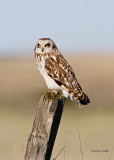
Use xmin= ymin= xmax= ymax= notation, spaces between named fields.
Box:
xmin=42 ymin=47 xmax=44 ymax=52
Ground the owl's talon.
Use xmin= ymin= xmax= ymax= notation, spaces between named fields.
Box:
xmin=47 ymin=90 xmax=59 ymax=98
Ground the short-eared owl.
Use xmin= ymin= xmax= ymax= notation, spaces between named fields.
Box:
xmin=34 ymin=38 xmax=90 ymax=106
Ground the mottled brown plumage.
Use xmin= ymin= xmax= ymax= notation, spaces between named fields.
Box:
xmin=34 ymin=38 xmax=90 ymax=106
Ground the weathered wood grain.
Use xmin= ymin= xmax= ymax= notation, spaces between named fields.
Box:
xmin=24 ymin=92 xmax=66 ymax=160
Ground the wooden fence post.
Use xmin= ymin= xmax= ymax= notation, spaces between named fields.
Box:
xmin=24 ymin=92 xmax=66 ymax=160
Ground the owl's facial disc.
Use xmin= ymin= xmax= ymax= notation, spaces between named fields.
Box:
xmin=35 ymin=38 xmax=56 ymax=54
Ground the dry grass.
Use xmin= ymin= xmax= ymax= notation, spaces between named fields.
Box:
xmin=0 ymin=54 xmax=114 ymax=160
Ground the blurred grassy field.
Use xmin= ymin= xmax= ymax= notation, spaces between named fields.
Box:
xmin=0 ymin=54 xmax=114 ymax=160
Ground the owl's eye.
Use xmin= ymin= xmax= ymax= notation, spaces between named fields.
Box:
xmin=45 ymin=43 xmax=50 ymax=48
xmin=37 ymin=43 xmax=41 ymax=48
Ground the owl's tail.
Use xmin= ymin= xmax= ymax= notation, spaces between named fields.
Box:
xmin=69 ymin=83 xmax=90 ymax=107
xmin=72 ymin=92 xmax=90 ymax=107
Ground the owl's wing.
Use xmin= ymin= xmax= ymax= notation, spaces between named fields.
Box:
xmin=45 ymin=53 xmax=90 ymax=105
xmin=45 ymin=53 xmax=78 ymax=91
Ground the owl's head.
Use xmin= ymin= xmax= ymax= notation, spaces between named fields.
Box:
xmin=34 ymin=38 xmax=57 ymax=54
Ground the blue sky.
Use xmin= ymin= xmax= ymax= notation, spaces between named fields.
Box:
xmin=0 ymin=0 xmax=114 ymax=55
